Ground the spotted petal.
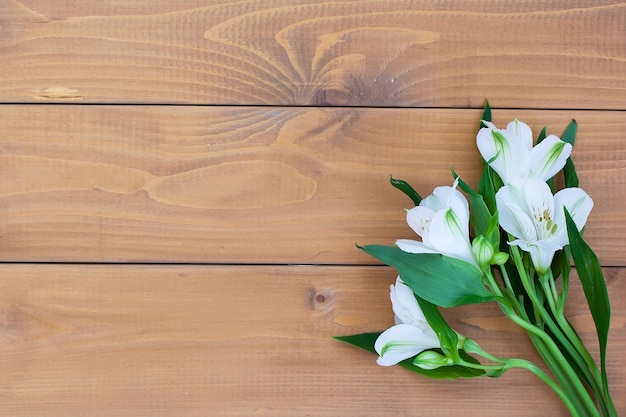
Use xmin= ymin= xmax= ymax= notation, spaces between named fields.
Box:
xmin=521 ymin=178 xmax=556 ymax=241
xmin=406 ymin=206 xmax=435 ymax=239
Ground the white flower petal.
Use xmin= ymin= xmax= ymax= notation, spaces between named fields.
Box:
xmin=425 ymin=185 xmax=469 ymax=214
xmin=521 ymin=178 xmax=556 ymax=241
xmin=375 ymin=324 xmax=440 ymax=366
xmin=495 ymin=181 xmax=529 ymax=214
xmin=497 ymin=184 xmax=538 ymax=241
xmin=406 ymin=206 xmax=435 ymax=238
xmin=512 ymin=239 xmax=561 ymax=275
xmin=477 ymin=124 xmax=529 ymax=183
xmin=528 ymin=135 xmax=572 ymax=181
xmin=427 ymin=208 xmax=476 ymax=266
xmin=553 ymin=187 xmax=594 ymax=245
xmin=503 ymin=202 xmax=538 ymax=242
xmin=505 ymin=119 xmax=533 ymax=150
xmin=395 ymin=239 xmax=439 ymax=254
xmin=399 ymin=180 xmax=475 ymax=265
xmin=390 ymin=277 xmax=428 ymax=327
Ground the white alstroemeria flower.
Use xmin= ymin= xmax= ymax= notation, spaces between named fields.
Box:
xmin=375 ymin=277 xmax=440 ymax=366
xmin=477 ymin=119 xmax=572 ymax=184
xmin=396 ymin=180 xmax=478 ymax=267
xmin=496 ymin=178 xmax=593 ymax=274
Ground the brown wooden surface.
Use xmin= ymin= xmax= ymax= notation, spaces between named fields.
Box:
xmin=0 ymin=105 xmax=624 ymax=265
xmin=0 ymin=1 xmax=624 ymax=108
xmin=0 ymin=1 xmax=624 ymax=416
xmin=0 ymin=264 xmax=623 ymax=417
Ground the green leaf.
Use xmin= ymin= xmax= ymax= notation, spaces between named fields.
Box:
xmin=563 ymin=158 xmax=579 ymax=188
xmin=565 ymin=209 xmax=611 ymax=390
xmin=561 ymin=120 xmax=579 ymax=188
xmin=503 ymin=261 xmax=536 ymax=324
xmin=480 ymin=100 xmax=491 ymax=127
xmin=536 ymin=126 xmax=548 ymax=144
xmin=389 ymin=176 xmax=422 ymax=205
xmin=451 ymin=167 xmax=478 ymax=196
xmin=478 ymin=164 xmax=499 ymax=214
xmin=359 ymin=245 xmax=497 ymax=307
xmin=485 ymin=213 xmax=500 ymax=248
xmin=333 ymin=332 xmax=484 ymax=379
xmin=450 ymin=168 xmax=494 ymax=238
xmin=415 ymin=296 xmax=459 ymax=360
xmin=560 ymin=119 xmax=577 ymax=146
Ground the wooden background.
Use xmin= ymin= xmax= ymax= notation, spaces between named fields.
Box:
xmin=0 ymin=1 xmax=624 ymax=415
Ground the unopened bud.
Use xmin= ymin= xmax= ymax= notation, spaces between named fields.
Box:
xmin=491 ymin=252 xmax=509 ymax=265
xmin=413 ymin=350 xmax=454 ymax=370
xmin=472 ymin=236 xmax=495 ymax=267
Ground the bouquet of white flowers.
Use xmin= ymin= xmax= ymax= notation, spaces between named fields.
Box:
xmin=336 ymin=103 xmax=616 ymax=417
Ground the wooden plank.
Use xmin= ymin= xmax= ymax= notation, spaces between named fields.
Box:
xmin=0 ymin=105 xmax=624 ymax=265
xmin=0 ymin=264 xmax=623 ymax=416
xmin=0 ymin=1 xmax=624 ymax=108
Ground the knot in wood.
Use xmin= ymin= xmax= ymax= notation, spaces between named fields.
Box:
xmin=306 ymin=287 xmax=334 ymax=311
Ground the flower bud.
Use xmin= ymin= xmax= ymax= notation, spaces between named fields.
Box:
xmin=491 ymin=251 xmax=509 ymax=265
xmin=472 ymin=236 xmax=495 ymax=267
xmin=413 ymin=350 xmax=454 ymax=370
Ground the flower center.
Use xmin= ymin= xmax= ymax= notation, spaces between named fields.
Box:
xmin=532 ymin=205 xmax=558 ymax=241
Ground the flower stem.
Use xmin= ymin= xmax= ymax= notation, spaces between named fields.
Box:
xmin=505 ymin=309 xmax=600 ymax=416
xmin=539 ymin=270 xmax=616 ymax=417
xmin=460 ymin=340 xmax=582 ymax=417
xmin=506 ymin=358 xmax=583 ymax=417
xmin=526 ymin=332 xmax=589 ymax=415
xmin=509 ymin=245 xmax=601 ymax=416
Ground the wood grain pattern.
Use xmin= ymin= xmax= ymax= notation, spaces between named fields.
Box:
xmin=0 ymin=264 xmax=623 ymax=416
xmin=1 ymin=1 xmax=624 ymax=415
xmin=0 ymin=0 xmax=624 ymax=108
xmin=0 ymin=105 xmax=623 ymax=265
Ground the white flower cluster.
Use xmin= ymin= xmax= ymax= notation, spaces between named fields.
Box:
xmin=375 ymin=119 xmax=592 ymax=367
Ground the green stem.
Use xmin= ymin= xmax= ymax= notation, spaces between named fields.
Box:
xmin=498 ymin=276 xmax=589 ymax=414
xmin=507 ymin=358 xmax=583 ymax=417
xmin=498 ymin=264 xmax=529 ymax=318
xmin=509 ymin=245 xmax=601 ymax=416
xmin=459 ymin=340 xmax=582 ymax=417
xmin=539 ymin=271 xmax=614 ymax=417
xmin=505 ymin=310 xmax=600 ymax=417
xmin=527 ymin=332 xmax=588 ymax=415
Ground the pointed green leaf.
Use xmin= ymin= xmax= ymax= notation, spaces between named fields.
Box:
xmin=478 ymin=164 xmax=499 ymax=214
xmin=564 ymin=158 xmax=579 ymax=188
xmin=359 ymin=245 xmax=497 ymax=307
xmin=485 ymin=213 xmax=500 ymax=248
xmin=536 ymin=126 xmax=547 ymax=144
xmin=334 ymin=332 xmax=484 ymax=379
xmin=480 ymin=100 xmax=491 ymax=127
xmin=450 ymin=167 xmax=493 ymax=237
xmin=561 ymin=120 xmax=577 ymax=146
xmin=561 ymin=120 xmax=579 ymax=188
xmin=415 ymin=296 xmax=459 ymax=360
xmin=389 ymin=176 xmax=422 ymax=205
xmin=451 ymin=167 xmax=479 ymax=197
xmin=565 ymin=209 xmax=611 ymax=390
